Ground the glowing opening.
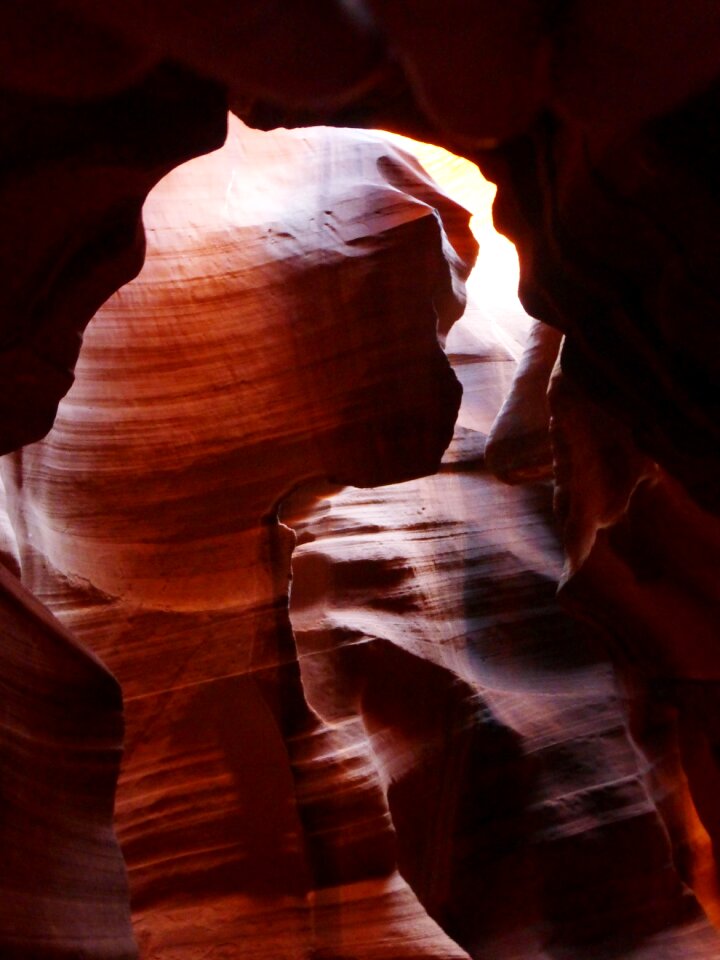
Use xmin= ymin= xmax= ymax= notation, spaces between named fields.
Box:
xmin=384 ymin=133 xmax=530 ymax=358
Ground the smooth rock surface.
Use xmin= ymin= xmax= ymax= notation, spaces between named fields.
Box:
xmin=2 ymin=120 xmax=475 ymax=959
xmin=1 ymin=6 xmax=720 ymax=954
xmin=5 ymin=121 xmax=719 ymax=959
xmin=284 ymin=311 xmax=720 ymax=959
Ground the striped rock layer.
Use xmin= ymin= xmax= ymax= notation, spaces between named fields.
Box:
xmin=3 ymin=122 xmax=719 ymax=959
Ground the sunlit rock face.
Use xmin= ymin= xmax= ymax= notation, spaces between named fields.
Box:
xmin=3 ymin=119 xmax=476 ymax=959
xmin=1 ymin=5 xmax=720 ymax=959
xmin=236 ymin=2 xmax=720 ymax=516
xmin=5 ymin=120 xmax=720 ymax=960
xmin=5 ymin=2 xmax=718 ymax=506
xmin=282 ymin=315 xmax=720 ymax=959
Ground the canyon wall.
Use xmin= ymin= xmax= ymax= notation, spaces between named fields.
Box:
xmin=0 ymin=3 xmax=719 ymax=958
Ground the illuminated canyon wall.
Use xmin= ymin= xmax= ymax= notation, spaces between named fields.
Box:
xmin=1 ymin=4 xmax=720 ymax=959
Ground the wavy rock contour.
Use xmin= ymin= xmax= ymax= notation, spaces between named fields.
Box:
xmin=3 ymin=119 xmax=475 ymax=959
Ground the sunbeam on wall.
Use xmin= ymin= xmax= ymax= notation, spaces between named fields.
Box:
xmin=385 ymin=134 xmax=530 ymax=359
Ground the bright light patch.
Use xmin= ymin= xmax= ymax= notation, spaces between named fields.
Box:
xmin=385 ymin=134 xmax=530 ymax=359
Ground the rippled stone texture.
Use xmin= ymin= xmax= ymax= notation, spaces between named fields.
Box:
xmin=239 ymin=2 xmax=720 ymax=513
xmin=3 ymin=120 xmax=475 ymax=959
xmin=284 ymin=307 xmax=720 ymax=959
xmin=6 ymin=124 xmax=720 ymax=959
xmin=1 ymin=4 xmax=720 ymax=958
xmin=1 ymin=4 xmax=718 ymax=519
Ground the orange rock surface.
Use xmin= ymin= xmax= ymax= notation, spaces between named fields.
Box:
xmin=4 ymin=119 xmax=719 ymax=959
xmin=3 ymin=120 xmax=475 ymax=959
xmin=1 ymin=5 xmax=720 ymax=959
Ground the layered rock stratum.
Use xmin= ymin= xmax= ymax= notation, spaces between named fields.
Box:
xmin=2 ymin=118 xmax=718 ymax=960
xmin=3 ymin=120 xmax=476 ymax=959
xmin=1 ymin=4 xmax=720 ymax=959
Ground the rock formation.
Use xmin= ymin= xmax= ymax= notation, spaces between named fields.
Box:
xmin=2 ymin=120 xmax=476 ymax=959
xmin=0 ymin=3 xmax=719 ymax=959
xmin=285 ymin=311 xmax=719 ymax=959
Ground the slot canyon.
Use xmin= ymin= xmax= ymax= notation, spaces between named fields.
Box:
xmin=0 ymin=4 xmax=719 ymax=959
